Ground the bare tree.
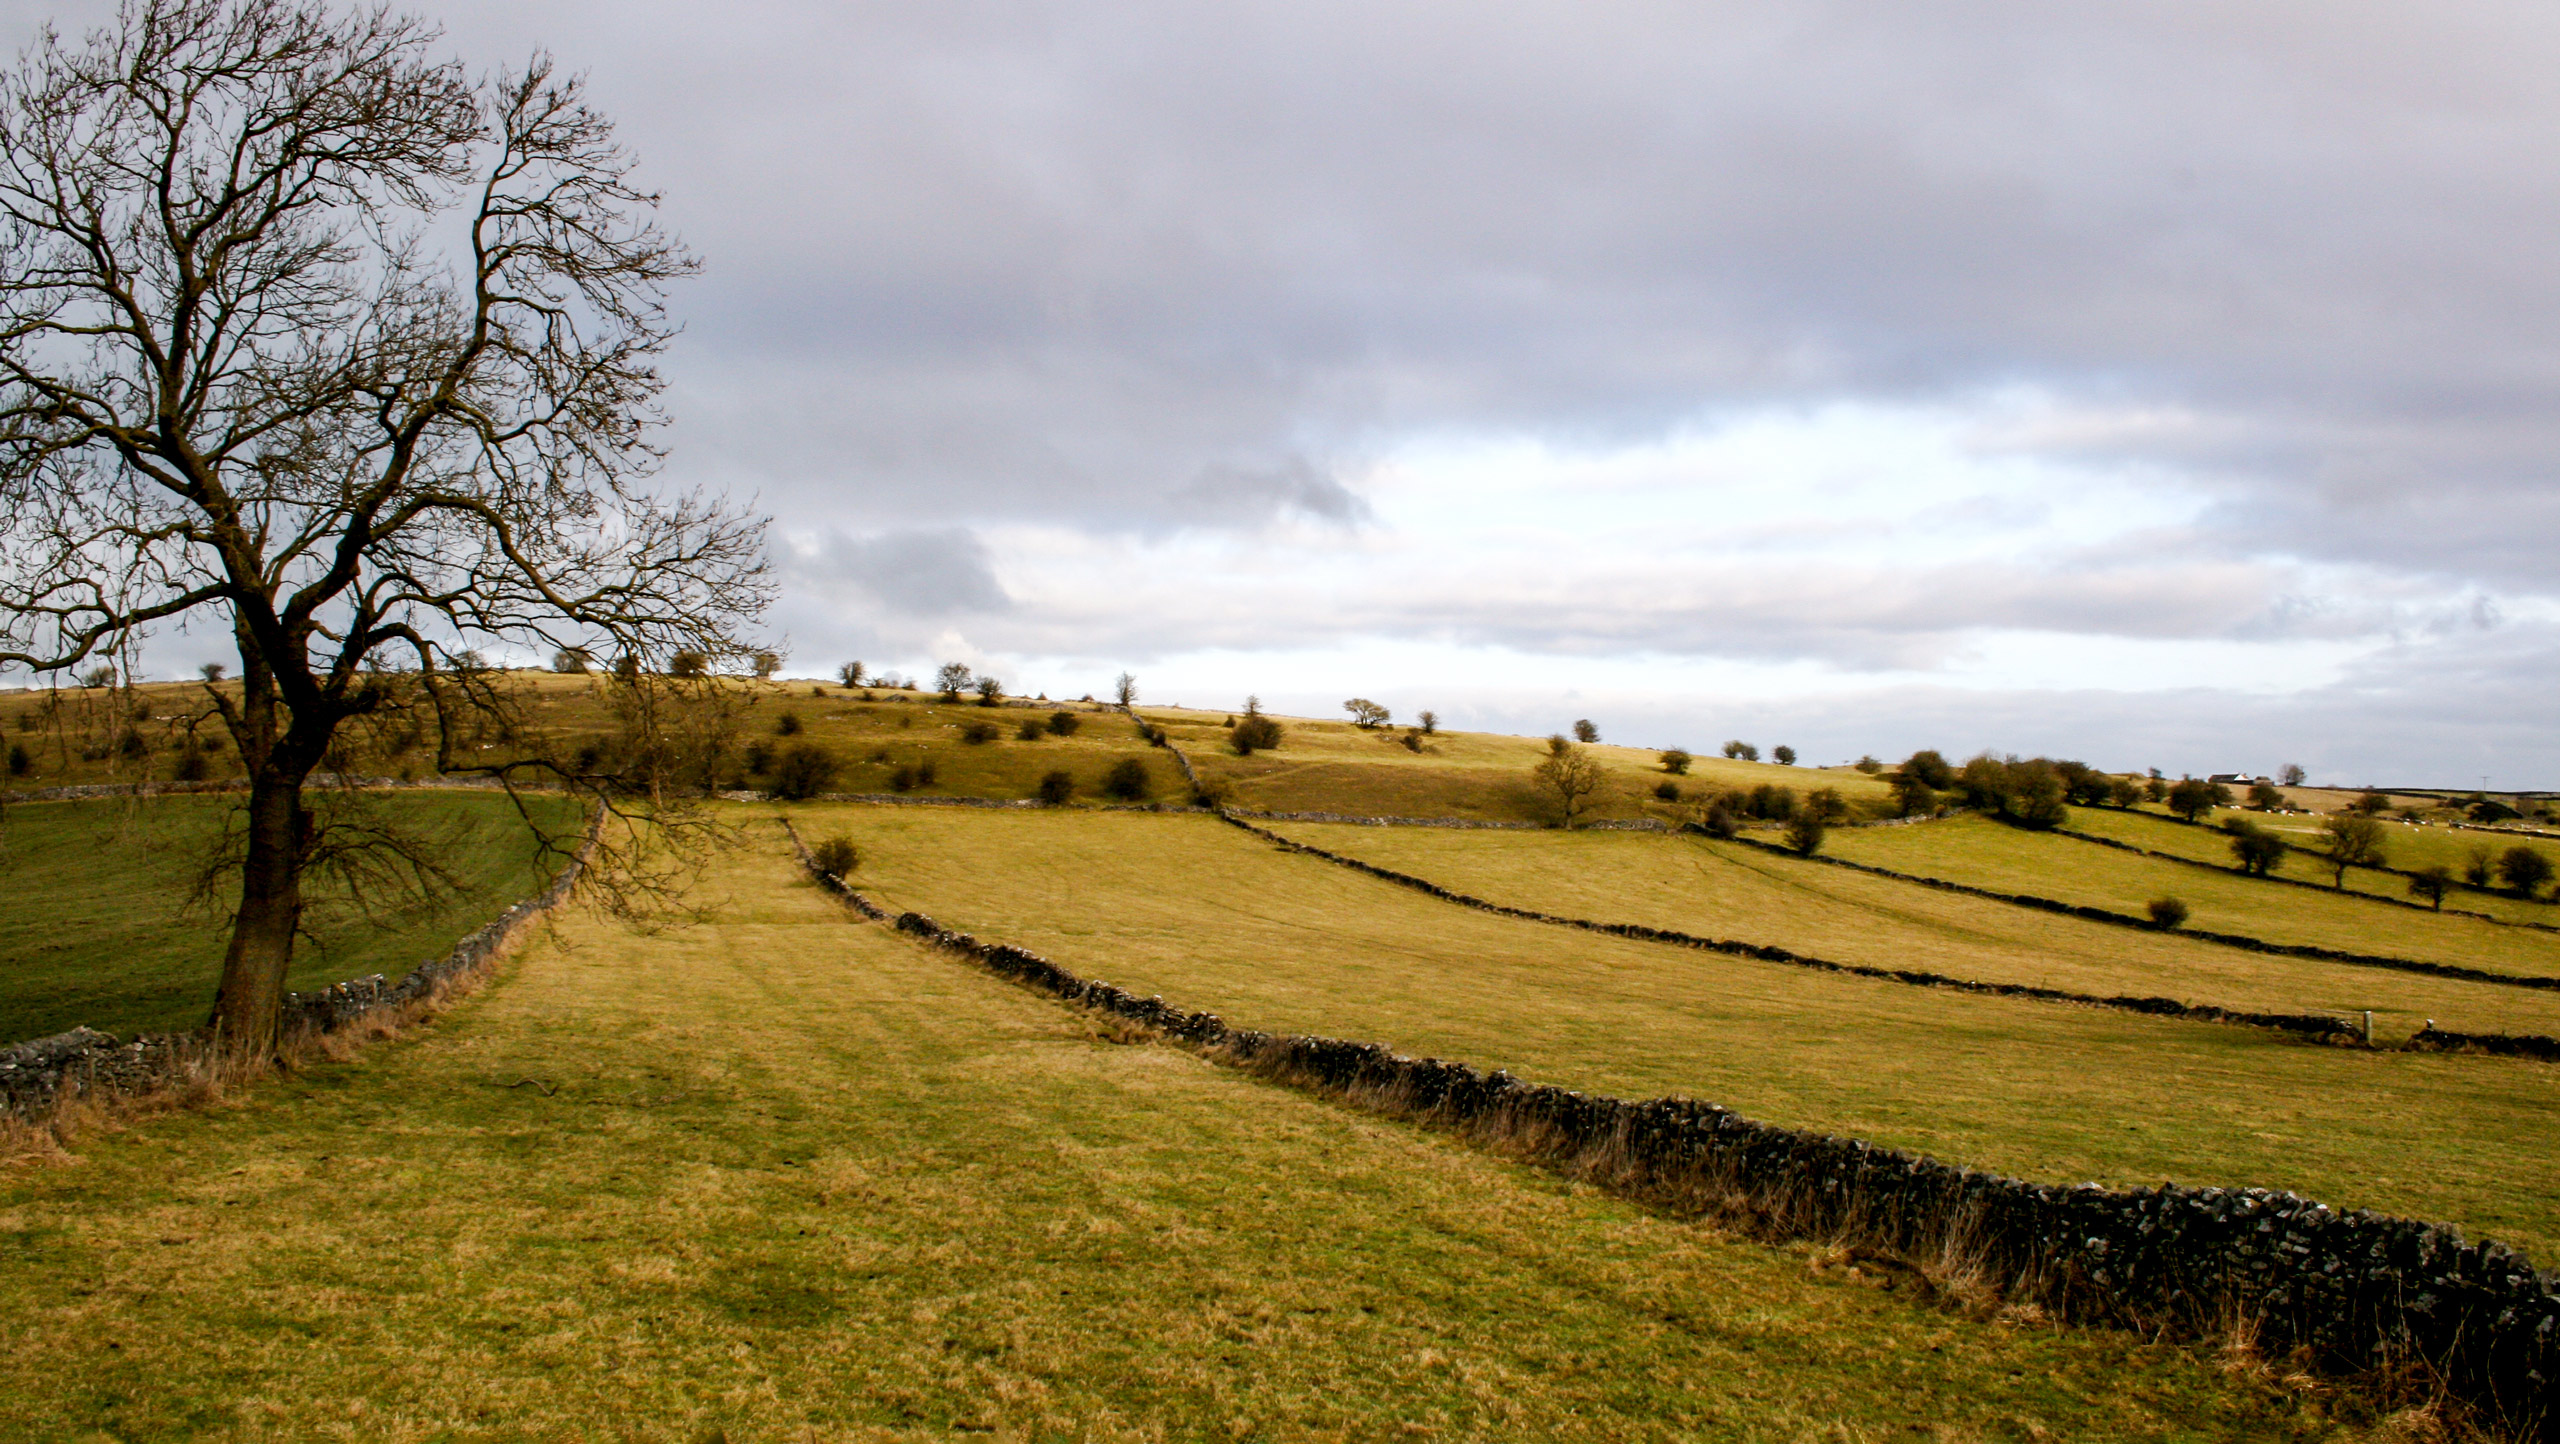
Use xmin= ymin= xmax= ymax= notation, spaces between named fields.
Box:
xmin=0 ymin=1 xmax=769 ymax=1060
xmin=1113 ymin=671 xmax=1137 ymax=708
xmin=1532 ymin=741 xmax=1606 ymax=827
xmin=2318 ymin=814 xmax=2388 ymax=888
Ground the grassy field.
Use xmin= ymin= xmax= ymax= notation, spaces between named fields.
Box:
xmin=1163 ymin=709 xmax=1891 ymax=825
xmin=0 ymin=792 xmax=581 ymax=1041
xmin=1817 ymin=815 xmax=2560 ymax=982
xmin=0 ymin=819 xmax=2349 ymax=1441
xmin=814 ymin=804 xmax=2560 ymax=1266
xmin=2065 ymin=806 xmax=2560 ymax=927
xmin=1246 ymin=822 xmax=2560 ymax=1041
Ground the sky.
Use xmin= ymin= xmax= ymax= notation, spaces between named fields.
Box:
xmin=9 ymin=1 xmax=2558 ymax=787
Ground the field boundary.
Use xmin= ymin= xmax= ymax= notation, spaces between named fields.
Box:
xmin=0 ymin=810 xmax=602 ymax=1123
xmin=783 ymin=835 xmax=2557 ymax=1440
xmin=1740 ymin=834 xmax=2560 ymax=994
xmin=2058 ymin=811 xmax=2559 ymax=931
xmin=1218 ymin=814 xmax=2370 ymax=1045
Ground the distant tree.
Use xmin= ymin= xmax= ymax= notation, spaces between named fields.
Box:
xmin=975 ymin=675 xmax=1005 ymax=707
xmin=1038 ymin=770 xmax=1075 ymax=805
xmin=2469 ymin=796 xmax=2522 ymax=823
xmin=1016 ymin=717 xmax=1047 ymax=741
xmin=1659 ymin=749 xmax=1693 ymax=775
xmin=1771 ymin=744 xmax=1796 ymax=766
xmin=1573 ymin=718 xmax=1600 ymax=744
xmin=2143 ymin=777 xmax=2169 ymax=803
xmin=200 ymin=662 xmax=228 ymax=683
xmin=1783 ymin=815 xmax=1827 ymax=856
xmin=2145 ymin=896 xmax=2190 ymax=929
xmin=751 ymin=651 xmax=782 ymax=680
xmin=2407 ymin=865 xmax=2452 ymax=911
xmin=551 ymin=649 xmax=591 ymax=675
xmin=2464 ymin=844 xmax=2497 ymax=888
xmin=2106 ymin=777 xmax=2145 ymax=808
xmin=767 ymin=744 xmax=838 ymax=801
xmin=2222 ymin=818 xmax=2286 ymax=877
xmin=1103 ymin=757 xmax=1152 ymax=801
xmin=1399 ymin=729 xmax=1424 ymax=752
xmin=2279 ymin=763 xmax=2307 ymax=787
xmin=2352 ymin=790 xmax=2393 ymax=816
xmin=79 ymin=664 xmax=118 ymax=688
xmin=2008 ymin=761 xmax=2068 ymax=830
xmin=1890 ymin=771 xmax=1938 ymax=818
xmin=1899 ymin=750 xmax=1954 ymax=790
xmin=1114 ymin=672 xmax=1139 ymax=707
xmin=1344 ymin=698 xmax=1391 ymax=729
xmin=1243 ymin=694 xmax=1264 ymax=717
xmin=2056 ymin=762 xmax=2114 ymax=807
xmin=839 ymin=662 xmax=866 ymax=688
xmin=1804 ymin=786 xmax=1850 ymax=825
xmin=936 ymin=662 xmax=974 ymax=701
xmin=1232 ymin=714 xmax=1286 ymax=755
xmin=1417 ymin=710 xmax=1438 ymax=735
xmin=1853 ymin=755 xmax=1882 ymax=774
xmin=668 ymin=651 xmax=710 ymax=679
xmin=2247 ymin=780 xmax=2286 ymax=811
xmin=2318 ymin=814 xmax=2388 ymax=888
xmin=2498 ymin=846 xmax=2554 ymax=898
xmin=1699 ymin=801 xmax=1740 ymax=839
xmin=1046 ymin=711 xmax=1082 ymax=737
xmin=1722 ymin=740 xmax=1760 ymax=762
xmin=1532 ymin=743 xmax=1607 ymax=826
xmin=2166 ymin=778 xmax=2223 ymax=822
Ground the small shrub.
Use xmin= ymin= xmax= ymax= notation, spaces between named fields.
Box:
xmin=1232 ymin=714 xmax=1285 ymax=755
xmin=2222 ymin=817 xmax=2286 ymax=877
xmin=810 ymin=836 xmax=859 ymax=877
xmin=752 ymin=650 xmax=781 ymax=679
xmin=1193 ymin=776 xmax=1235 ymax=809
xmin=776 ymin=711 xmax=803 ymax=736
xmin=1853 ymin=755 xmax=1882 ymax=774
xmin=1746 ymin=783 xmax=1796 ymax=821
xmin=6 ymin=742 xmax=30 ymax=776
xmin=1047 ymin=711 xmax=1081 ymax=737
xmin=889 ymin=764 xmax=918 ymax=793
xmin=1653 ymin=780 xmax=1681 ymax=802
xmin=2407 ymin=865 xmax=2452 ymax=911
xmin=961 ymin=721 xmax=1000 ymax=745
xmin=976 ymin=676 xmax=1005 ymax=707
xmin=1659 ymin=749 xmax=1691 ymax=775
xmin=915 ymin=757 xmax=938 ymax=787
xmin=1038 ymin=770 xmax=1075 ymax=805
xmin=839 ymin=662 xmax=866 ymax=688
xmin=118 ymin=729 xmax=148 ymax=759
xmin=1700 ymin=803 xmax=1739 ymax=839
xmin=1103 ymin=758 xmax=1152 ymax=801
xmin=668 ymin=650 xmax=709 ymax=678
xmin=1783 ymin=816 xmax=1827 ymax=856
xmin=2463 ymin=844 xmax=2495 ymax=887
xmin=1804 ymin=786 xmax=1848 ymax=824
xmin=1017 ymin=717 xmax=1048 ymax=741
xmin=744 ymin=742 xmax=774 ymax=774
xmin=1399 ymin=730 xmax=1423 ymax=753
xmin=810 ymin=685 xmax=826 ymax=697
xmin=767 ymin=744 xmax=839 ymax=801
xmin=171 ymin=747 xmax=207 ymax=780
xmin=2146 ymin=896 xmax=2191 ymax=929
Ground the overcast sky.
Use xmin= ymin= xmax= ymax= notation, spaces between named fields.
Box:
xmin=13 ymin=1 xmax=2559 ymax=786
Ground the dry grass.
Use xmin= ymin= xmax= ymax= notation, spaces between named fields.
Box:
xmin=815 ymin=803 xmax=2560 ymax=1266
xmin=0 ymin=818 xmax=2357 ymax=1440
xmin=1818 ymin=815 xmax=2560 ymax=981
xmin=1249 ymin=821 xmax=2560 ymax=1039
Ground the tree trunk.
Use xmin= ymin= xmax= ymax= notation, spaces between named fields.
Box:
xmin=208 ymin=757 xmax=312 ymax=1062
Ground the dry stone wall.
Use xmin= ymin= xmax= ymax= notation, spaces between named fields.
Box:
xmin=791 ymin=843 xmax=2558 ymax=1440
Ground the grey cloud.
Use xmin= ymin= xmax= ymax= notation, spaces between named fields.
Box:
xmin=1166 ymin=458 xmax=1371 ymax=530
xmin=787 ymin=528 xmax=1011 ymax=617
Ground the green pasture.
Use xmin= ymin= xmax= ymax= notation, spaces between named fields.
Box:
xmin=1249 ymin=821 xmax=2560 ymax=1041
xmin=0 ymin=792 xmax=580 ymax=1041
xmin=813 ymin=804 xmax=2560 ymax=1266
xmin=0 ymin=819 xmax=2343 ymax=1441
xmin=1819 ymin=814 xmax=2560 ymax=982
xmin=2065 ymin=806 xmax=2560 ymax=927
